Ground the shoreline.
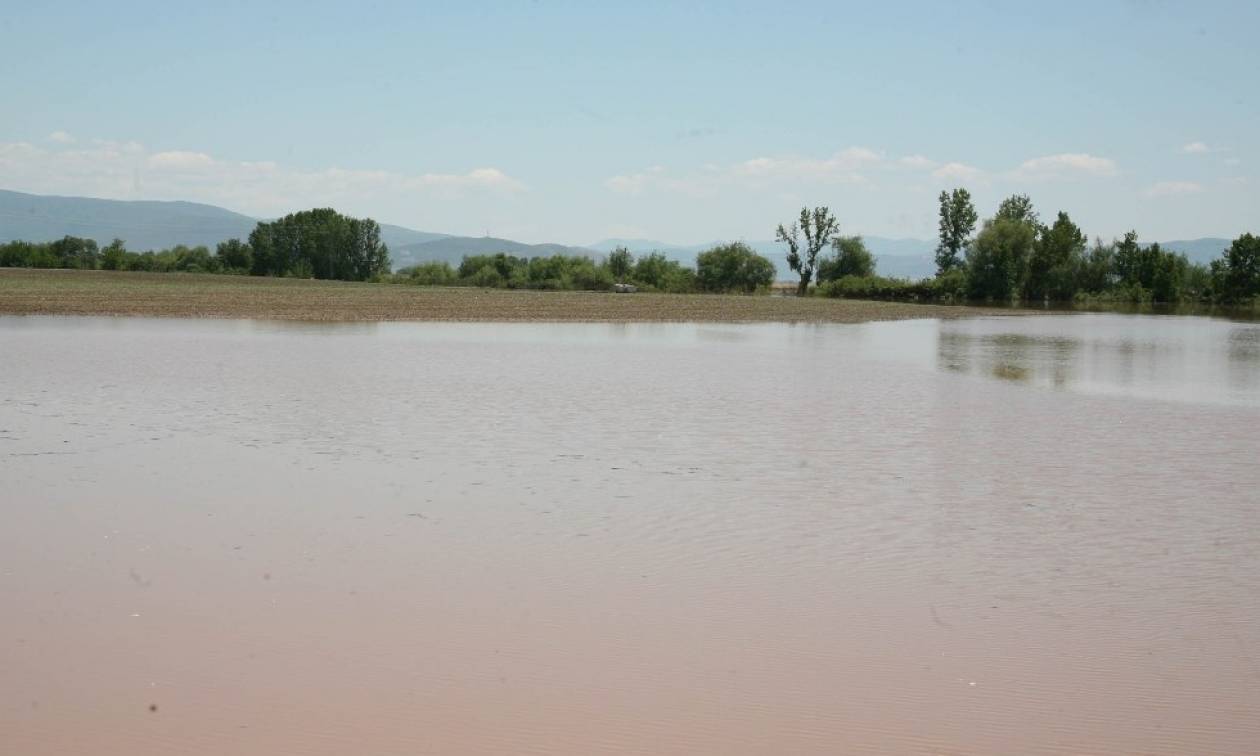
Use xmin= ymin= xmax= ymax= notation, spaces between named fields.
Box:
xmin=0 ymin=268 xmax=1018 ymax=324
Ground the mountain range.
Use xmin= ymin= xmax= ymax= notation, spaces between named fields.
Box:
xmin=0 ymin=189 xmax=1234 ymax=280
xmin=0 ymin=189 xmax=447 ymax=253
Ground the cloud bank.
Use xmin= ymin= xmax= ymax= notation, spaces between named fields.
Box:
xmin=0 ymin=137 xmax=526 ymax=219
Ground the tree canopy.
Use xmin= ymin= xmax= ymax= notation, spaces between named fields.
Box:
xmin=1216 ymin=233 xmax=1260 ymax=302
xmin=936 ymin=188 xmax=978 ymax=274
xmin=248 ymin=208 xmax=390 ymax=281
xmin=818 ymin=235 xmax=875 ymax=281
xmin=695 ymin=242 xmax=776 ymax=293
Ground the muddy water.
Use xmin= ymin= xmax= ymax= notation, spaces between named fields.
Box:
xmin=1 ymin=313 xmax=1258 ymax=755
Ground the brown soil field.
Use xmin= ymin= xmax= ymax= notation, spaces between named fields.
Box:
xmin=0 ymin=268 xmax=1016 ymax=323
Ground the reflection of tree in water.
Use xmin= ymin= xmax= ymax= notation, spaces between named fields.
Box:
xmin=1047 ymin=334 xmax=1077 ymax=387
xmin=1227 ymin=325 xmax=1260 ymax=394
xmin=936 ymin=329 xmax=1079 ymax=387
xmin=936 ymin=330 xmax=973 ymax=375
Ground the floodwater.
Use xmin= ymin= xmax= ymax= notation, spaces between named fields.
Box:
xmin=1 ymin=312 xmax=1258 ymax=755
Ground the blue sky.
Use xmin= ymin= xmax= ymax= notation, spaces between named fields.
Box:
xmin=1 ymin=0 xmax=1256 ymax=244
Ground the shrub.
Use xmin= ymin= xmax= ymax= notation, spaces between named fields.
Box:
xmin=695 ymin=242 xmax=775 ymax=293
xmin=631 ymin=252 xmax=696 ymax=293
xmin=402 ymin=261 xmax=456 ymax=285
xmin=930 ymin=268 xmax=969 ymax=301
xmin=467 ymin=264 xmax=505 ymax=288
xmin=817 ymin=235 xmax=874 ymax=282
xmin=818 ymin=275 xmax=932 ymax=300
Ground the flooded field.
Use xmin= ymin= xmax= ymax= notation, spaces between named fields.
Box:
xmin=2 ymin=312 xmax=1258 ymax=755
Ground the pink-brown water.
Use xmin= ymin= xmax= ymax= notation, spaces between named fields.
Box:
xmin=2 ymin=314 xmax=1258 ymax=754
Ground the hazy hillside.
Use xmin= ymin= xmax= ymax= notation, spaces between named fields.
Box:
xmin=1160 ymin=238 xmax=1231 ymax=266
xmin=378 ymin=225 xmax=449 ymax=249
xmin=0 ymin=189 xmax=257 ymax=250
xmin=0 ymin=189 xmax=448 ymax=252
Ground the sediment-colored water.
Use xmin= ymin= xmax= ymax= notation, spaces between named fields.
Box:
xmin=2 ymin=313 xmax=1258 ymax=755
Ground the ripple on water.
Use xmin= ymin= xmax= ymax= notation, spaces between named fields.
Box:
xmin=1 ymin=315 xmax=1258 ymax=755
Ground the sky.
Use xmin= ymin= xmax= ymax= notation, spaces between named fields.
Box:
xmin=1 ymin=0 xmax=1257 ymax=245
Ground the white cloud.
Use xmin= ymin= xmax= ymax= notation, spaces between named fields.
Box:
xmin=899 ymin=154 xmax=937 ymax=170
xmin=733 ymin=147 xmax=881 ymax=182
xmin=405 ymin=167 xmax=523 ymax=192
xmin=1014 ymin=153 xmax=1118 ymax=179
xmin=48 ymin=130 xmax=76 ymax=144
xmin=0 ymin=137 xmax=526 ymax=216
xmin=0 ymin=141 xmax=41 ymax=160
xmin=1223 ymin=157 xmax=1241 ymax=167
xmin=604 ymin=166 xmax=664 ymax=196
xmin=606 ymin=147 xmax=884 ymax=198
xmin=1182 ymin=141 xmax=1209 ymax=154
xmin=932 ymin=161 xmax=983 ymax=181
xmin=148 ymin=150 xmax=215 ymax=170
xmin=1144 ymin=180 xmax=1204 ymax=197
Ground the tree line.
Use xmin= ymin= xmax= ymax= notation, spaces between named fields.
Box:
xmin=0 ymin=208 xmax=391 ymax=281
xmin=394 ymin=218 xmax=870 ymax=296
xmin=781 ymin=193 xmax=1258 ymax=305
xmin=3 ymin=198 xmax=1255 ymax=305
xmin=394 ymin=242 xmax=777 ymax=294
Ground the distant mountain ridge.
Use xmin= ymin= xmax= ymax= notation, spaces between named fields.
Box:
xmin=0 ymin=189 xmax=258 ymax=251
xmin=1159 ymin=238 xmax=1233 ymax=266
xmin=0 ymin=189 xmax=1235 ymax=278
xmin=0 ymin=188 xmax=448 ymax=254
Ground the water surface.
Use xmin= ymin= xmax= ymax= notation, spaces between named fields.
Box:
xmin=2 ymin=313 xmax=1258 ymax=755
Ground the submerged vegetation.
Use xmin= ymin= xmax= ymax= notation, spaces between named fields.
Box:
xmin=1 ymin=194 xmax=1256 ymax=308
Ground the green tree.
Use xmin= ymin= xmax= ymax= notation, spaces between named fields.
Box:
xmin=1026 ymin=211 xmax=1086 ymax=301
xmin=696 ymin=242 xmax=776 ymax=293
xmin=402 ymin=261 xmax=456 ymax=285
xmin=1182 ymin=262 xmax=1213 ymax=302
xmin=1076 ymin=238 xmax=1116 ymax=294
xmin=1113 ymin=231 xmax=1143 ymax=287
xmin=100 ymin=239 xmax=128 ymax=270
xmin=0 ymin=241 xmax=43 ymax=267
xmin=458 ymin=253 xmax=525 ymax=282
xmin=216 ymin=238 xmax=253 ymax=272
xmin=776 ymin=206 xmax=839 ymax=295
xmin=172 ymin=245 xmax=220 ymax=273
xmin=247 ymin=208 xmax=389 ymax=280
xmin=49 ymin=236 xmax=99 ymax=269
xmin=995 ymin=194 xmax=1040 ymax=228
xmin=607 ymin=246 xmax=634 ymax=281
xmin=1218 ymin=233 xmax=1260 ymax=302
xmin=935 ymin=188 xmax=978 ymax=273
xmin=818 ymin=235 xmax=875 ymax=281
xmin=1147 ymin=244 xmax=1189 ymax=303
xmin=631 ymin=252 xmax=695 ymax=293
xmin=966 ymin=218 xmax=1036 ymax=300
